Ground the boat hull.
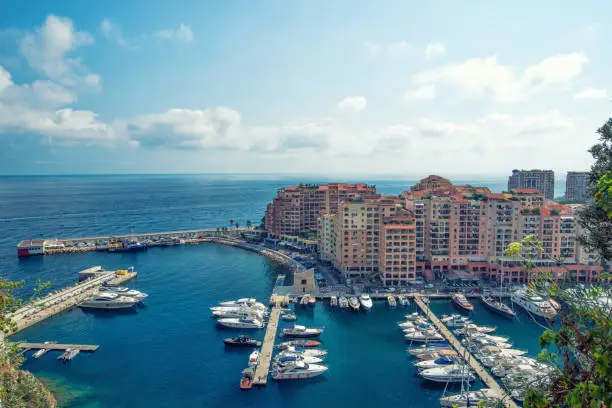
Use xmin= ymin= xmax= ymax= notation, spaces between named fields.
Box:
xmin=272 ymin=368 xmax=327 ymax=380
xmin=280 ymin=332 xmax=321 ymax=338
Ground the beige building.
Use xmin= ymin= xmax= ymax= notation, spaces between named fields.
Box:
xmin=293 ymin=268 xmax=316 ymax=295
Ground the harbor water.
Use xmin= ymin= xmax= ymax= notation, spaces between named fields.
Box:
xmin=0 ymin=175 xmax=548 ymax=408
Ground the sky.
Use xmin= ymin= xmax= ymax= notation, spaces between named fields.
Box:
xmin=0 ymin=0 xmax=610 ymax=176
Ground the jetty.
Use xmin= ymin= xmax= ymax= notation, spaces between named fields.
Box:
xmin=6 ymin=267 xmax=137 ymax=335
xmin=253 ymin=307 xmax=282 ymax=386
xmin=413 ymin=296 xmax=519 ymax=408
xmin=18 ymin=343 xmax=99 ymax=352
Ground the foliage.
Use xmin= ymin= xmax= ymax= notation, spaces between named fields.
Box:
xmin=505 ymin=236 xmax=611 ymax=407
xmin=577 ymin=118 xmax=612 ymax=267
xmin=246 ymin=219 xmax=252 ymax=229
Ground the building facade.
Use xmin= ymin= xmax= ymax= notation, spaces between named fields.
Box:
xmin=508 ymin=169 xmax=555 ymax=200
xmin=565 ymin=171 xmax=589 ymax=202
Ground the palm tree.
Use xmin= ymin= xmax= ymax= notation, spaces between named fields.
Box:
xmin=229 ymin=219 xmax=234 ymax=228
xmin=235 ymin=221 xmax=240 ymax=229
xmin=246 ymin=219 xmax=252 ymax=229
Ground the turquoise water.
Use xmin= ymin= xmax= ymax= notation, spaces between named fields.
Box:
xmin=0 ymin=176 xmax=548 ymax=407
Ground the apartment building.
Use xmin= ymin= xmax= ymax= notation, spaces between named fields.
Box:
xmin=565 ymin=171 xmax=589 ymax=202
xmin=265 ymin=183 xmax=376 ymax=237
xmin=508 ymin=169 xmax=555 ymax=200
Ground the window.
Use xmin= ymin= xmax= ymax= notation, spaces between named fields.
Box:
xmin=301 ymin=279 xmax=307 ymax=284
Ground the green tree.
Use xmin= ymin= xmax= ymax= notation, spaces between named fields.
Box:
xmin=260 ymin=215 xmax=266 ymax=229
xmin=229 ymin=219 xmax=234 ymax=229
xmin=246 ymin=219 xmax=252 ymax=229
xmin=578 ymin=118 xmax=612 ymax=268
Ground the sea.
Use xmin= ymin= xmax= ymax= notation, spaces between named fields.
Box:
xmin=0 ymin=175 xmax=554 ymax=408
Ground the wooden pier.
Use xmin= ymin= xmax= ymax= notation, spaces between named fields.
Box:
xmin=253 ymin=307 xmax=282 ymax=386
xmin=413 ymin=296 xmax=519 ymax=408
xmin=6 ymin=270 xmax=137 ymax=335
xmin=18 ymin=343 xmax=99 ymax=352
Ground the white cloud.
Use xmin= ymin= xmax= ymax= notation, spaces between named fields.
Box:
xmin=19 ymin=15 xmax=97 ymax=88
xmin=425 ymin=42 xmax=445 ymax=60
xmin=403 ymin=85 xmax=436 ymax=100
xmin=416 ymin=118 xmax=473 ymax=137
xmin=574 ymin=87 xmax=608 ymax=100
xmin=337 ymin=96 xmax=367 ymax=112
xmin=156 ymin=24 xmax=194 ymax=43
xmin=363 ymin=40 xmax=409 ymax=56
xmin=414 ymin=52 xmax=589 ymax=102
xmin=100 ymin=18 xmax=136 ymax=50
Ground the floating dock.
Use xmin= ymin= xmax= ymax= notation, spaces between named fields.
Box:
xmin=6 ymin=268 xmax=137 ymax=335
xmin=253 ymin=307 xmax=282 ymax=386
xmin=413 ymin=296 xmax=519 ymax=408
xmin=18 ymin=343 xmax=99 ymax=352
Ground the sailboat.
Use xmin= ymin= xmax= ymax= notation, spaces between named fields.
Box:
xmin=482 ymin=266 xmax=516 ymax=319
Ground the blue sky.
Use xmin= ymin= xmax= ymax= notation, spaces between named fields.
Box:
xmin=0 ymin=0 xmax=610 ymax=176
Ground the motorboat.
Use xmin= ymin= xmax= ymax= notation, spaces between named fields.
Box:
xmin=440 ymin=314 xmax=472 ymax=328
xmin=439 ymin=388 xmax=502 ymax=407
xmin=403 ymin=322 xmax=431 ymax=333
xmin=419 ymin=364 xmax=475 ymax=383
xmin=416 ymin=349 xmax=459 ymax=361
xmin=223 ymin=336 xmax=262 ymax=347
xmin=210 ymin=304 xmax=268 ymax=314
xmin=415 ymin=356 xmax=462 ymax=371
xmin=398 ymin=295 xmax=409 ymax=306
xmin=405 ymin=329 xmax=444 ymax=343
xmin=281 ymin=313 xmax=297 ymax=322
xmin=212 ymin=308 xmax=266 ymax=320
xmin=271 ymin=360 xmax=328 ymax=380
xmin=79 ymin=292 xmax=139 ymax=310
xmin=511 ymin=290 xmax=557 ymax=321
xmin=421 ymin=296 xmax=430 ymax=305
xmin=452 ymin=293 xmax=474 ymax=312
xmin=278 ymin=339 xmax=320 ymax=348
xmin=217 ymin=317 xmax=264 ymax=329
xmin=463 ymin=337 xmax=511 ymax=350
xmin=32 ymin=341 xmax=56 ymax=359
xmin=387 ymin=295 xmax=397 ymax=307
xmin=248 ymin=350 xmax=259 ymax=366
xmin=275 ymin=353 xmax=323 ymax=365
xmin=398 ymin=321 xmax=415 ymax=329
xmin=454 ymin=324 xmax=496 ymax=336
xmin=339 ymin=296 xmax=349 ymax=308
xmin=407 ymin=343 xmax=450 ymax=356
xmin=240 ymin=367 xmax=255 ymax=390
xmin=349 ymin=297 xmax=360 ymax=311
xmin=99 ymin=286 xmax=148 ymax=300
xmin=308 ymin=296 xmax=316 ymax=306
xmin=219 ymin=298 xmax=258 ymax=307
xmin=300 ymin=294 xmax=310 ymax=305
xmin=464 ymin=332 xmax=509 ymax=344
xmin=330 ymin=296 xmax=338 ymax=307
xmin=359 ymin=294 xmax=373 ymax=310
xmin=277 ymin=345 xmax=327 ymax=357
xmin=481 ymin=295 xmax=516 ymax=319
xmin=405 ymin=312 xmax=421 ymax=321
xmin=280 ymin=324 xmax=323 ymax=338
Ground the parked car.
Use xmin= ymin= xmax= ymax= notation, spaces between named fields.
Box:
xmin=424 ymin=283 xmax=434 ymax=289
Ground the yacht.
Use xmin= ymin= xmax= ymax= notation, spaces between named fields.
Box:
xmin=32 ymin=341 xmax=56 ymax=359
xmin=308 ymin=296 xmax=316 ymax=307
xmin=280 ymin=324 xmax=323 ymax=338
xmin=271 ymin=360 xmax=328 ymax=380
xmin=414 ymin=356 xmax=461 ymax=371
xmin=278 ymin=339 xmax=320 ymax=348
xmin=452 ymin=293 xmax=474 ymax=312
xmin=339 ymin=296 xmax=349 ymax=309
xmin=359 ymin=294 xmax=373 ymax=310
xmin=219 ymin=298 xmax=257 ymax=307
xmin=240 ymin=367 xmax=255 ymax=390
xmin=223 ymin=336 xmax=261 ymax=347
xmin=439 ymin=388 xmax=502 ymax=407
xmin=100 ymin=286 xmax=148 ymax=300
xmin=330 ymin=296 xmax=338 ymax=307
xmin=481 ymin=295 xmax=516 ymax=319
xmin=511 ymin=290 xmax=557 ymax=321
xmin=211 ymin=302 xmax=267 ymax=313
xmin=464 ymin=332 xmax=510 ymax=344
xmin=277 ymin=345 xmax=327 ymax=357
xmin=212 ymin=308 xmax=266 ymax=320
xmin=217 ymin=317 xmax=264 ymax=329
xmin=398 ymin=321 xmax=415 ymax=329
xmin=454 ymin=324 xmax=496 ymax=336
xmin=79 ymin=292 xmax=139 ymax=310
xmin=300 ymin=294 xmax=310 ymax=305
xmin=407 ymin=343 xmax=452 ymax=356
xmin=387 ymin=295 xmax=397 ymax=307
xmin=398 ymin=295 xmax=410 ymax=306
xmin=348 ymin=297 xmax=360 ymax=311
xmin=441 ymin=314 xmax=472 ymax=328
xmin=405 ymin=312 xmax=421 ymax=321
xmin=248 ymin=349 xmax=259 ymax=366
xmin=416 ymin=350 xmax=459 ymax=361
xmin=405 ymin=329 xmax=444 ymax=343
xmin=275 ymin=353 xmax=323 ymax=365
xmin=419 ymin=364 xmax=475 ymax=383
xmin=281 ymin=313 xmax=297 ymax=322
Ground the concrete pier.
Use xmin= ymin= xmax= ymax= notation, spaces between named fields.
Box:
xmin=413 ymin=296 xmax=519 ymax=408
xmin=253 ymin=307 xmax=282 ymax=386
xmin=6 ymin=270 xmax=137 ymax=335
xmin=18 ymin=343 xmax=99 ymax=352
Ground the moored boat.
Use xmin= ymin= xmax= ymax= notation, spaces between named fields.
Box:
xmin=224 ymin=335 xmax=262 ymax=347
xmin=339 ymin=296 xmax=349 ymax=309
xmin=415 ymin=356 xmax=461 ymax=371
xmin=452 ymin=293 xmax=474 ymax=312
xmin=439 ymin=388 xmax=502 ymax=407
xmin=79 ymin=292 xmax=139 ymax=310
xmin=248 ymin=349 xmax=259 ymax=366
xmin=359 ymin=294 xmax=373 ymax=310
xmin=281 ymin=313 xmax=297 ymax=321
xmin=278 ymin=339 xmax=321 ymax=348
xmin=511 ymin=290 xmax=557 ymax=321
xmin=275 ymin=353 xmax=323 ymax=365
xmin=277 ymin=345 xmax=327 ymax=357
xmin=240 ymin=367 xmax=255 ymax=390
xmin=482 ymin=295 xmax=516 ymax=319
xmin=387 ymin=294 xmax=397 ymax=307
xmin=308 ymin=296 xmax=316 ymax=307
xmin=330 ymin=296 xmax=338 ymax=307
xmin=405 ymin=329 xmax=444 ymax=343
xmin=419 ymin=364 xmax=475 ymax=383
xmin=280 ymin=324 xmax=323 ymax=338
xmin=398 ymin=295 xmax=409 ymax=306
xmin=271 ymin=360 xmax=328 ymax=380
xmin=217 ymin=317 xmax=264 ymax=329
xmin=348 ymin=296 xmax=360 ymax=311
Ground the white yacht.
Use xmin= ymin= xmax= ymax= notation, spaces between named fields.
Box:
xmin=414 ymin=356 xmax=461 ymax=371
xmin=405 ymin=312 xmax=421 ymax=321
xmin=216 ymin=317 xmax=264 ymax=329
xmin=271 ymin=360 xmax=328 ymax=380
xmin=330 ymin=296 xmax=338 ymax=307
xmin=407 ymin=344 xmax=453 ymax=356
xmin=100 ymin=286 xmax=148 ymax=300
xmin=464 ymin=332 xmax=509 ymax=344
xmin=339 ymin=296 xmax=349 ymax=308
xmin=359 ymin=294 xmax=373 ymax=310
xmin=248 ymin=349 xmax=259 ymax=367
xmin=419 ymin=364 xmax=475 ymax=383
xmin=405 ymin=329 xmax=444 ymax=343
xmin=398 ymin=321 xmax=415 ymax=329
xmin=441 ymin=314 xmax=472 ymax=328
xmin=511 ymin=290 xmax=557 ymax=321
xmin=439 ymin=388 xmax=502 ymax=407
xmin=453 ymin=324 xmax=496 ymax=336
xmin=211 ymin=303 xmax=267 ymax=313
xmin=277 ymin=345 xmax=327 ymax=357
xmin=212 ymin=308 xmax=266 ymax=320
xmin=79 ymin=292 xmax=139 ymax=310
xmin=219 ymin=298 xmax=257 ymax=307
xmin=275 ymin=353 xmax=324 ymax=365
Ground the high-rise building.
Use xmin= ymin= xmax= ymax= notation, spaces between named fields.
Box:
xmin=508 ymin=169 xmax=555 ymax=200
xmin=565 ymin=171 xmax=589 ymax=202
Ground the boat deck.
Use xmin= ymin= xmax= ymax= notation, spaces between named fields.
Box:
xmin=413 ymin=295 xmax=519 ymax=408
xmin=253 ymin=307 xmax=282 ymax=386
